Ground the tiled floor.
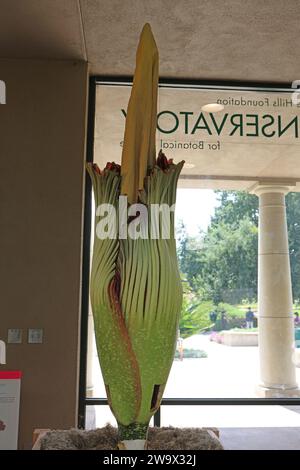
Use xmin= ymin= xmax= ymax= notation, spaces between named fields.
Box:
xmin=161 ymin=405 xmax=300 ymax=428
xmin=87 ymin=405 xmax=300 ymax=449
xmin=219 ymin=427 xmax=300 ymax=450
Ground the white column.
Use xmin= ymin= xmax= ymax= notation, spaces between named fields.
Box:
xmin=253 ymin=183 xmax=299 ymax=397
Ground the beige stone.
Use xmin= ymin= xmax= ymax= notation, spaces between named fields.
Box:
xmin=253 ymin=184 xmax=299 ymax=395
xmin=293 ymin=349 xmax=300 ymax=368
xmin=221 ymin=331 xmax=258 ymax=347
xmin=258 ymin=255 xmax=293 ymax=318
xmin=258 ymin=317 xmax=297 ymax=390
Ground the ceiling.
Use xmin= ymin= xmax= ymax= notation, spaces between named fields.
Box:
xmin=0 ymin=0 xmax=299 ymax=83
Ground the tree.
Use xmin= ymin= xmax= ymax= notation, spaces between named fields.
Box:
xmin=286 ymin=192 xmax=300 ymax=300
xmin=177 ymin=221 xmax=206 ymax=293
xmin=177 ymin=190 xmax=300 ymax=304
xmin=201 ymin=218 xmax=258 ymax=303
xmin=211 ymin=191 xmax=258 ymax=228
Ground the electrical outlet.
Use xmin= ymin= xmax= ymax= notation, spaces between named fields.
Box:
xmin=28 ymin=328 xmax=43 ymax=344
xmin=7 ymin=329 xmax=22 ymax=344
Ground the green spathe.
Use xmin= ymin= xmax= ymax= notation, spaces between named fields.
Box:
xmin=87 ymin=156 xmax=183 ymax=440
xmin=87 ymin=23 xmax=184 ymax=448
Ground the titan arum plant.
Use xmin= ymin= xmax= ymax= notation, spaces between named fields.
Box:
xmin=87 ymin=24 xmax=184 ymax=450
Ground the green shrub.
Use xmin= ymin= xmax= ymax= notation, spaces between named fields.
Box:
xmin=217 ymin=303 xmax=244 ymax=318
xmin=175 ymin=348 xmax=208 ymax=359
xmin=179 ymin=287 xmax=214 ymax=338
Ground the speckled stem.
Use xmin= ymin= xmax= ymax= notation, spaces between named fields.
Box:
xmin=118 ymin=422 xmax=149 ymax=441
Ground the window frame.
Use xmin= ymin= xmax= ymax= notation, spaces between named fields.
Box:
xmin=78 ymin=76 xmax=300 ymax=429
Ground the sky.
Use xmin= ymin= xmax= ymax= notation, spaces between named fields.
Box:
xmin=90 ymin=188 xmax=219 ymax=239
xmin=175 ymin=189 xmax=218 ymax=237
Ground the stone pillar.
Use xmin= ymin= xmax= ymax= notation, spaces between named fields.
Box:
xmin=253 ymin=183 xmax=299 ymax=397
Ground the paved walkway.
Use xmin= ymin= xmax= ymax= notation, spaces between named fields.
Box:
xmin=91 ymin=332 xmax=300 ymax=399
xmin=165 ymin=333 xmax=260 ymax=398
xmin=164 ymin=333 xmax=300 ymax=398
xmin=88 ymin=333 xmax=300 ymax=436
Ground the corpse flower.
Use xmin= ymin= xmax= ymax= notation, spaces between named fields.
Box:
xmin=87 ymin=23 xmax=184 ymax=450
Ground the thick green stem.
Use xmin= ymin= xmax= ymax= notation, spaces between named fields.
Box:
xmin=118 ymin=422 xmax=149 ymax=441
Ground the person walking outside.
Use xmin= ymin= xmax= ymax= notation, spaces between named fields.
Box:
xmin=209 ymin=310 xmax=218 ymax=331
xmin=246 ymin=307 xmax=255 ymax=329
xmin=220 ymin=310 xmax=228 ymax=330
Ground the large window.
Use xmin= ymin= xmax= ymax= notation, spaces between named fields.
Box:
xmin=79 ymin=79 xmax=300 ymax=429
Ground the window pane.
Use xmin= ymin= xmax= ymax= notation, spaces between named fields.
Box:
xmin=85 ymin=405 xmax=116 ymax=430
xmin=86 ymin=83 xmax=300 ymax=403
xmin=85 ymin=406 xmax=153 ymax=430
xmin=160 ymin=405 xmax=300 ymax=428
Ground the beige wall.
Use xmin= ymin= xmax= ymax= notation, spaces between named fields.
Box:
xmin=0 ymin=59 xmax=88 ymax=448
